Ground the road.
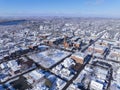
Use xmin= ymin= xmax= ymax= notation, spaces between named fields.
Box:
xmin=0 ymin=32 xmax=105 ymax=89
xmin=81 ymin=33 xmax=104 ymax=52
xmin=62 ymin=33 xmax=105 ymax=90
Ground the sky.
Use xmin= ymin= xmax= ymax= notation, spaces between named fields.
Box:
xmin=0 ymin=0 xmax=120 ymax=17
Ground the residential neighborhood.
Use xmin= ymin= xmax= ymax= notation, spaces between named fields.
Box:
xmin=0 ymin=17 xmax=120 ymax=90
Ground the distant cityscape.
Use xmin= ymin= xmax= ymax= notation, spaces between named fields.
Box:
xmin=0 ymin=17 xmax=120 ymax=90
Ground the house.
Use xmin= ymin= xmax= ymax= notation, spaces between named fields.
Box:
xmin=51 ymin=78 xmax=66 ymax=90
xmin=23 ymin=69 xmax=45 ymax=85
xmin=61 ymin=58 xmax=75 ymax=68
xmin=7 ymin=60 xmax=20 ymax=74
xmin=107 ymin=49 xmax=120 ymax=61
xmin=67 ymin=84 xmax=81 ymax=90
xmin=60 ymin=68 xmax=71 ymax=77
xmin=28 ymin=70 xmax=44 ymax=83
xmin=90 ymin=80 xmax=104 ymax=90
xmin=0 ymin=63 xmax=8 ymax=69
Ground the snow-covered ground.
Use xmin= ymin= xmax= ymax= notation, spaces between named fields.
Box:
xmin=28 ymin=49 xmax=71 ymax=68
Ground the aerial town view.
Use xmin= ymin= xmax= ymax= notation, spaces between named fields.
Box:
xmin=0 ymin=0 xmax=120 ymax=90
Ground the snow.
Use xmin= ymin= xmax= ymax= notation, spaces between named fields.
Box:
xmin=90 ymin=80 xmax=103 ymax=90
xmin=61 ymin=58 xmax=75 ymax=68
xmin=28 ymin=49 xmax=71 ymax=68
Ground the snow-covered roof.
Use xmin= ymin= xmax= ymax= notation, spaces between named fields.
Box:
xmin=61 ymin=58 xmax=75 ymax=68
xmin=29 ymin=70 xmax=44 ymax=81
xmin=7 ymin=60 xmax=18 ymax=67
xmin=90 ymin=80 xmax=103 ymax=90
xmin=71 ymin=52 xmax=86 ymax=59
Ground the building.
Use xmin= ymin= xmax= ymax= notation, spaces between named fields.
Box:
xmin=90 ymin=80 xmax=104 ymax=90
xmin=88 ymin=44 xmax=108 ymax=55
xmin=71 ymin=52 xmax=86 ymax=64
